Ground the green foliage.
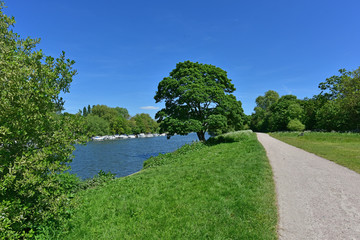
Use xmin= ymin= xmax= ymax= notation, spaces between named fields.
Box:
xmin=255 ymin=90 xmax=279 ymax=110
xmin=77 ymin=170 xmax=116 ymax=190
xmin=212 ymin=94 xmax=245 ymax=134
xmin=83 ymin=105 xmax=156 ymax=135
xmin=130 ymin=113 xmax=159 ymax=134
xmin=114 ymin=107 xmax=130 ymax=120
xmin=85 ymin=115 xmax=110 ymax=136
xmin=0 ymin=3 xmax=86 ymax=238
xmin=316 ymin=68 xmax=360 ymax=131
xmin=253 ymin=67 xmax=360 ymax=132
xmin=251 ymin=91 xmax=306 ymax=132
xmin=301 ymin=97 xmax=319 ymax=130
xmin=206 ymin=114 xmax=228 ymax=135
xmin=91 ymin=105 xmax=119 ymax=121
xmin=61 ymin=132 xmax=277 ymax=239
xmin=33 ymin=171 xmax=116 ymax=239
xmin=287 ymin=119 xmax=305 ymax=131
xmin=315 ymin=100 xmax=344 ymax=131
xmin=250 ymin=90 xmax=279 ymax=132
xmin=207 ymin=130 xmax=254 ymax=144
xmin=154 ymin=61 xmax=245 ymax=141
xmin=88 ymin=105 xmax=129 ymax=135
xmin=87 ymin=105 xmax=91 ymax=115
xmin=267 ymin=95 xmax=302 ymax=131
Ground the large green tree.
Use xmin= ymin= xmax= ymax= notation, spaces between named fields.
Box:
xmin=250 ymin=90 xmax=279 ymax=132
xmin=255 ymin=90 xmax=279 ymax=111
xmin=0 ymin=3 xmax=85 ymax=238
xmin=317 ymin=68 xmax=360 ymax=130
xmin=154 ymin=61 xmax=244 ymax=141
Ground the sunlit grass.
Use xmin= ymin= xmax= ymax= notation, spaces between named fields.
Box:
xmin=270 ymin=132 xmax=360 ymax=174
xmin=60 ymin=132 xmax=277 ymax=239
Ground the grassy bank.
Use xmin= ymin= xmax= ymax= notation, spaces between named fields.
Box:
xmin=57 ymin=131 xmax=277 ymax=239
xmin=270 ymin=132 xmax=360 ymax=174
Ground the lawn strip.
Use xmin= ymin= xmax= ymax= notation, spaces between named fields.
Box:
xmin=270 ymin=132 xmax=360 ymax=174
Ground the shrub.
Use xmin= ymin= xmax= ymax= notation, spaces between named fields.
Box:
xmin=78 ymin=170 xmax=116 ymax=190
xmin=207 ymin=130 xmax=254 ymax=144
xmin=287 ymin=119 xmax=305 ymax=131
xmin=0 ymin=4 xmax=86 ymax=238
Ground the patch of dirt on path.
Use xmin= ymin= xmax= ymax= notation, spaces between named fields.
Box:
xmin=256 ymin=133 xmax=360 ymax=240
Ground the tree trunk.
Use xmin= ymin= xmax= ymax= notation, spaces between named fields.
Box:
xmin=197 ymin=131 xmax=205 ymax=141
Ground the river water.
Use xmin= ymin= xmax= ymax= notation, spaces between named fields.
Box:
xmin=70 ymin=133 xmax=206 ymax=179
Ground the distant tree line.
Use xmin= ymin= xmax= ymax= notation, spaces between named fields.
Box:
xmin=78 ymin=105 xmax=159 ymax=136
xmin=250 ymin=67 xmax=360 ymax=132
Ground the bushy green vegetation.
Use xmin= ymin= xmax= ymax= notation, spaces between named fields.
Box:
xmin=79 ymin=104 xmax=159 ymax=136
xmin=0 ymin=3 xmax=87 ymax=238
xmin=287 ymin=119 xmax=305 ymax=131
xmin=34 ymin=171 xmax=117 ymax=239
xmin=207 ymin=130 xmax=254 ymax=144
xmin=59 ymin=132 xmax=277 ymax=239
xmin=251 ymin=67 xmax=360 ymax=132
xmin=270 ymin=132 xmax=360 ymax=173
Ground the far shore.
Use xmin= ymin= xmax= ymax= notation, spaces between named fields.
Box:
xmin=92 ymin=133 xmax=166 ymax=141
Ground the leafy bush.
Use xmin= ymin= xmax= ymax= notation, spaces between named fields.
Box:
xmin=78 ymin=170 xmax=116 ymax=190
xmin=0 ymin=4 xmax=86 ymax=238
xmin=207 ymin=130 xmax=254 ymax=144
xmin=31 ymin=171 xmax=116 ymax=239
xmin=287 ymin=119 xmax=305 ymax=131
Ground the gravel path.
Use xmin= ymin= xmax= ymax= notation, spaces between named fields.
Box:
xmin=256 ymin=133 xmax=360 ymax=240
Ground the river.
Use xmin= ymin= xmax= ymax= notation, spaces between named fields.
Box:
xmin=70 ymin=133 xmax=207 ymax=179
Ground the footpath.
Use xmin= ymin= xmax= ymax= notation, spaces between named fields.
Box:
xmin=256 ymin=133 xmax=360 ymax=240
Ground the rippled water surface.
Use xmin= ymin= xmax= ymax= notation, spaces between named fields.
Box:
xmin=70 ymin=133 xmax=205 ymax=179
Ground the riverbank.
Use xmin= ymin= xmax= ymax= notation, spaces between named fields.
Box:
xmin=58 ymin=131 xmax=278 ymax=239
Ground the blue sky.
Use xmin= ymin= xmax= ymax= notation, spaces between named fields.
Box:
xmin=4 ymin=0 xmax=360 ymax=117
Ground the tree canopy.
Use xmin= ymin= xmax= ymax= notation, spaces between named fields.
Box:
xmin=154 ymin=61 xmax=245 ymax=141
xmin=316 ymin=68 xmax=360 ymax=130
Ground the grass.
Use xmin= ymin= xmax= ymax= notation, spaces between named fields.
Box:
xmin=58 ymin=131 xmax=278 ymax=239
xmin=270 ymin=132 xmax=360 ymax=174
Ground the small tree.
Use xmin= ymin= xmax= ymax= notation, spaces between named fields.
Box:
xmin=154 ymin=61 xmax=244 ymax=141
xmin=0 ymin=3 xmax=85 ymax=238
xmin=287 ymin=119 xmax=305 ymax=131
xmin=83 ymin=106 xmax=88 ymax=116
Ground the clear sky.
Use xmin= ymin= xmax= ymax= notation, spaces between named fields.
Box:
xmin=4 ymin=0 xmax=360 ymax=118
